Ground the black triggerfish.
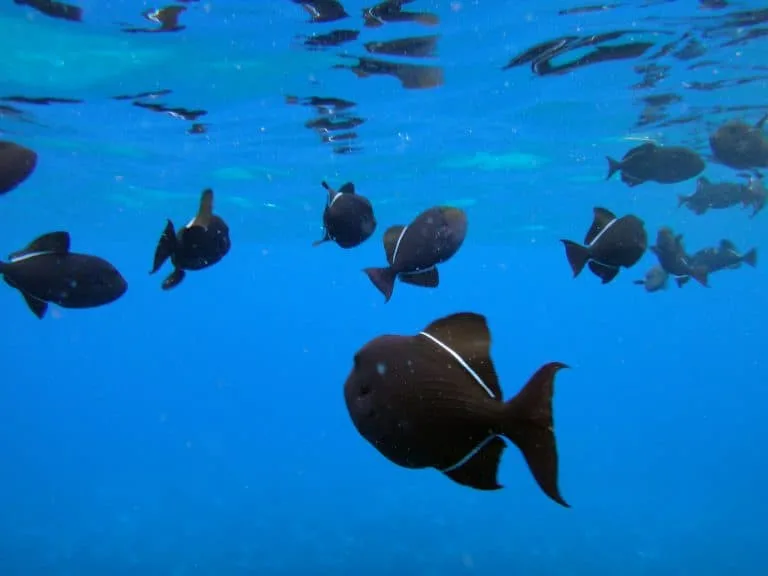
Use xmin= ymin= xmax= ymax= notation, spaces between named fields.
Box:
xmin=363 ymin=206 xmax=467 ymax=302
xmin=313 ymin=181 xmax=376 ymax=249
xmin=0 ymin=231 xmax=127 ymax=319
xmin=344 ymin=311 xmax=570 ymax=507
xmin=150 ymin=188 xmax=231 ymax=290
xmin=561 ymin=207 xmax=647 ymax=284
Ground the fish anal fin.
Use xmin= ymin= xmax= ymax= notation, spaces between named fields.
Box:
xmin=312 ymin=230 xmax=332 ymax=247
xmin=161 ymin=268 xmax=186 ymax=290
xmin=422 ymin=312 xmax=502 ymax=399
xmin=399 ymin=267 xmax=439 ymax=288
xmin=504 ymin=362 xmax=570 ymax=508
xmin=383 ymin=225 xmax=406 ymax=266
xmin=339 ymin=182 xmax=356 ymax=194
xmin=10 ymin=231 xmax=70 ymax=261
xmin=192 ymin=188 xmax=214 ymax=229
xmin=584 ymin=207 xmax=616 ymax=245
xmin=443 ymin=436 xmax=506 ymax=491
xmin=22 ymin=292 xmax=48 ymax=319
xmin=588 ymin=261 xmax=620 ymax=284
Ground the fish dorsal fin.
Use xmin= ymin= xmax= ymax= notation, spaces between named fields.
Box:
xmin=420 ymin=312 xmax=502 ymax=399
xmin=10 ymin=231 xmax=70 ymax=261
xmin=697 ymin=177 xmax=709 ymax=190
xmin=584 ymin=207 xmax=616 ymax=246
xmin=189 ymin=188 xmax=213 ymax=229
xmin=720 ymin=239 xmax=737 ymax=252
xmin=756 ymin=114 xmax=767 ymax=131
xmin=338 ymin=182 xmax=355 ymax=195
xmin=383 ymin=225 xmax=406 ymax=265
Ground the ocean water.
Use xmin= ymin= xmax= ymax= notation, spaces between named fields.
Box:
xmin=1 ymin=0 xmax=767 ymax=574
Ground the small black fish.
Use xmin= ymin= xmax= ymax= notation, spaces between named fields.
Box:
xmin=364 ymin=206 xmax=467 ymax=302
xmin=650 ymin=227 xmax=708 ymax=287
xmin=691 ymin=240 xmax=756 ymax=273
xmin=150 ymin=188 xmax=231 ymax=290
xmin=709 ymin=114 xmax=768 ymax=170
xmin=678 ymin=176 xmax=749 ymax=215
xmin=560 ymin=207 xmax=648 ymax=284
xmin=606 ymin=142 xmax=705 ymax=187
xmin=344 ymin=311 xmax=570 ymax=506
xmin=0 ymin=140 xmax=37 ymax=195
xmin=362 ymin=0 xmax=439 ymax=27
xmin=0 ymin=231 xmax=127 ymax=319
xmin=313 ymin=181 xmax=376 ymax=249
xmin=633 ymin=265 xmax=669 ymax=292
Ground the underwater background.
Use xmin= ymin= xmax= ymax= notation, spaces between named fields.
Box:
xmin=1 ymin=0 xmax=767 ymax=574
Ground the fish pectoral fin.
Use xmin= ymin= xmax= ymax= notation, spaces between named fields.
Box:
xmin=421 ymin=312 xmax=502 ymax=399
xmin=442 ymin=435 xmax=506 ymax=491
xmin=399 ymin=267 xmax=439 ymax=288
xmin=21 ymin=292 xmax=48 ymax=319
xmin=383 ymin=225 xmax=406 ymax=266
xmin=191 ymin=188 xmax=214 ymax=229
xmin=587 ymin=261 xmax=620 ymax=284
xmin=161 ymin=268 xmax=186 ymax=290
xmin=10 ymin=231 xmax=70 ymax=261
xmin=151 ymin=220 xmax=177 ymax=274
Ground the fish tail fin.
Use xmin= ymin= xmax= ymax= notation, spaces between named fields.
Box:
xmin=691 ymin=266 xmax=709 ymax=287
xmin=606 ymin=156 xmax=621 ymax=180
xmin=676 ymin=276 xmax=691 ymax=288
xmin=363 ymin=266 xmax=397 ymax=302
xmin=502 ymin=362 xmax=570 ymax=508
xmin=743 ymin=247 xmax=758 ymax=268
xmin=677 ymin=195 xmax=689 ymax=208
xmin=150 ymin=219 xmax=177 ymax=274
xmin=560 ymin=240 xmax=589 ymax=278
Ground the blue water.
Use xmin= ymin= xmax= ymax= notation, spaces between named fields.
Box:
xmin=1 ymin=0 xmax=768 ymax=574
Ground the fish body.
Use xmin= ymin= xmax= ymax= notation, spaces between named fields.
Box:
xmin=606 ymin=142 xmax=705 ymax=186
xmin=560 ymin=207 xmax=647 ymax=284
xmin=313 ymin=181 xmax=376 ymax=249
xmin=678 ymin=177 xmax=749 ymax=215
xmin=150 ymin=188 xmax=231 ymax=290
xmin=633 ymin=265 xmax=669 ymax=292
xmin=0 ymin=231 xmax=127 ymax=318
xmin=0 ymin=140 xmax=37 ymax=195
xmin=364 ymin=206 xmax=467 ymax=301
xmin=709 ymin=115 xmax=768 ymax=170
xmin=344 ymin=312 xmax=569 ymax=507
xmin=650 ymin=227 xmax=708 ymax=287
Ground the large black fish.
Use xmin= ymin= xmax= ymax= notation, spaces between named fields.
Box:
xmin=606 ymin=142 xmax=705 ymax=187
xmin=0 ymin=140 xmax=37 ymax=195
xmin=313 ymin=181 xmax=376 ymax=249
xmin=650 ymin=227 xmax=708 ymax=287
xmin=363 ymin=206 xmax=467 ymax=302
xmin=344 ymin=312 xmax=570 ymax=507
xmin=150 ymin=188 xmax=231 ymax=290
xmin=677 ymin=176 xmax=750 ymax=215
xmin=678 ymin=240 xmax=757 ymax=287
xmin=709 ymin=114 xmax=768 ymax=170
xmin=0 ymin=231 xmax=127 ymax=319
xmin=560 ymin=207 xmax=647 ymax=284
